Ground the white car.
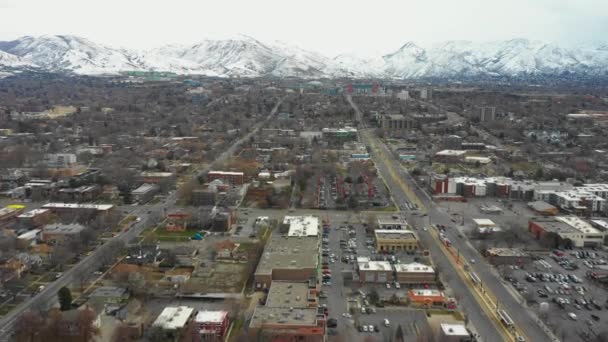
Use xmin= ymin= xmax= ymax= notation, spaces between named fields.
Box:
xmin=394 ymin=282 xmax=401 ymax=289
xmin=383 ymin=318 xmax=390 ymax=327
xmin=568 ymin=312 xmax=577 ymax=320
xmin=386 ymin=283 xmax=391 ymax=289
xmin=363 ymin=325 xmax=369 ymax=332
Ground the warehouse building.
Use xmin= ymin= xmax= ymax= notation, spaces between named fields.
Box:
xmin=254 ymin=233 xmax=319 ymax=289
xmin=529 ymin=216 xmax=605 ymax=248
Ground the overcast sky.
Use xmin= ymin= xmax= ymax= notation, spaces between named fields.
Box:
xmin=1 ymin=0 xmax=607 ymax=56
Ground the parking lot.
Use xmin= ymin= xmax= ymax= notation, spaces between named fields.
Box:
xmin=319 ymin=217 xmax=441 ymax=340
xmin=503 ymin=248 xmax=608 ymax=341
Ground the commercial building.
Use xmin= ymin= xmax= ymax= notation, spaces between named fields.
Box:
xmin=321 ymin=127 xmax=358 ymax=142
xmin=485 ymin=248 xmax=533 ymax=266
xmin=529 ymin=216 xmax=605 ymax=247
xmin=42 ymin=223 xmax=86 ymax=245
xmin=377 ymin=217 xmax=408 ymax=230
xmin=265 ymin=281 xmax=319 ymax=308
xmin=42 ymin=203 xmax=114 ymax=217
xmin=254 ymin=233 xmax=319 ymax=289
xmin=381 ymin=114 xmax=415 ymax=131
xmin=472 ymin=218 xmax=500 ymax=234
xmin=139 ymin=172 xmax=175 ymax=184
xmin=132 ymin=183 xmax=160 ymax=203
xmin=282 ymin=216 xmax=319 ymax=237
xmin=394 ymin=262 xmax=436 ymax=284
xmin=439 ymin=323 xmax=472 ymax=342
xmin=434 ymin=150 xmax=467 ymax=163
xmin=249 ymin=280 xmax=324 ymax=341
xmin=207 ymin=171 xmax=245 ymax=185
xmin=375 ymin=229 xmax=418 ymax=252
xmin=357 ymin=257 xmax=393 ymax=283
xmin=249 ymin=307 xmax=325 ymax=342
xmin=44 ymin=153 xmax=77 ymax=168
xmin=408 ymin=289 xmax=447 ymax=307
xmin=194 ymin=310 xmax=229 ymax=341
xmin=152 ymin=306 xmax=195 ymax=338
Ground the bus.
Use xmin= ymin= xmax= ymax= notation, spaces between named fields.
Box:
xmin=497 ymin=309 xmax=514 ymax=328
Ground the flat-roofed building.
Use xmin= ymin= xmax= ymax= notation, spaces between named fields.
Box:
xmin=249 ymin=307 xmax=325 ymax=342
xmin=394 ymin=262 xmax=435 ymax=284
xmin=529 ymin=216 xmax=605 ymax=247
xmin=42 ymin=223 xmax=86 ymax=245
xmin=42 ymin=203 xmax=114 ymax=218
xmin=440 ymin=323 xmax=472 ymax=342
xmin=472 ymin=218 xmax=501 ymax=234
xmin=408 ymin=289 xmax=447 ymax=307
xmin=357 ymin=257 xmax=393 ymax=283
xmin=254 ymin=233 xmax=319 ymax=289
xmin=132 ymin=183 xmax=160 ymax=204
xmin=194 ymin=310 xmax=229 ymax=341
xmin=377 ymin=217 xmax=408 ymax=230
xmin=485 ymin=248 xmax=533 ymax=266
xmin=139 ymin=172 xmax=176 ymax=185
xmin=434 ymin=150 xmax=467 ymax=163
xmin=266 ymin=281 xmax=319 ymax=308
xmin=152 ymin=306 xmax=195 ymax=338
xmin=374 ymin=229 xmax=418 ymax=252
xmin=207 ymin=171 xmax=244 ymax=185
xmin=283 ymin=216 xmax=319 ymax=237
xmin=17 ymin=208 xmax=51 ymax=228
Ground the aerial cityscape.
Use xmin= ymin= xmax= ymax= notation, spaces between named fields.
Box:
xmin=0 ymin=1 xmax=607 ymax=342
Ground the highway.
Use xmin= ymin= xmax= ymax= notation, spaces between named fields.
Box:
xmin=0 ymin=96 xmax=285 ymax=340
xmin=348 ymin=95 xmax=556 ymax=342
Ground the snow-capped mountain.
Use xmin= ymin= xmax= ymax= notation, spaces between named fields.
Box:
xmin=0 ymin=35 xmax=607 ymax=80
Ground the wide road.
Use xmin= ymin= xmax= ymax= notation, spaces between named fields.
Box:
xmin=347 ymin=96 xmax=554 ymax=342
xmin=0 ymin=96 xmax=285 ymax=340
xmin=348 ymin=95 xmax=508 ymax=342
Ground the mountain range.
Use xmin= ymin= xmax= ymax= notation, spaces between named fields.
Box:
xmin=0 ymin=34 xmax=607 ymax=80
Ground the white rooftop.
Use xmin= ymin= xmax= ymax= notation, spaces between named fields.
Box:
xmin=17 ymin=208 xmax=50 ymax=218
xmin=358 ymin=259 xmax=392 ymax=272
xmin=436 ymin=150 xmax=467 ymax=156
xmin=590 ymin=219 xmax=608 ymax=231
xmin=209 ymin=171 xmax=244 ymax=176
xmin=194 ymin=310 xmax=228 ymax=324
xmin=472 ymin=218 xmax=496 ymax=227
xmin=284 ymin=216 xmax=319 ymax=237
xmin=17 ymin=229 xmax=41 ymax=240
xmin=394 ymin=262 xmax=435 ymax=273
xmin=441 ymin=323 xmax=470 ymax=336
xmin=153 ymin=306 xmax=194 ymax=331
xmin=43 ymin=202 xmax=114 ymax=211
xmin=556 ymin=216 xmax=603 ymax=235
